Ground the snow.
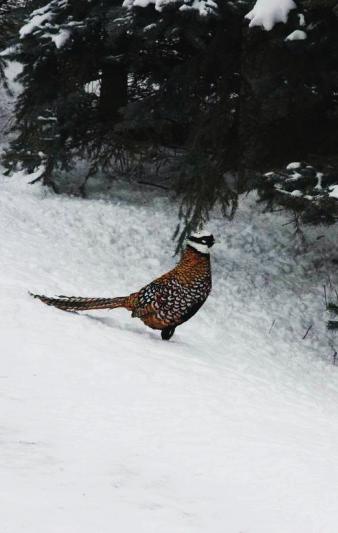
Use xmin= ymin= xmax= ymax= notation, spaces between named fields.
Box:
xmin=315 ymin=172 xmax=323 ymax=191
xmin=286 ymin=172 xmax=302 ymax=180
xmin=45 ymin=29 xmax=71 ymax=49
xmin=122 ymin=0 xmax=178 ymax=12
xmin=123 ymin=0 xmax=216 ymax=15
xmin=19 ymin=3 xmax=54 ymax=38
xmin=179 ymin=0 xmax=217 ymax=16
xmin=286 ymin=30 xmax=307 ymax=41
xmin=19 ymin=1 xmax=72 ymax=48
xmin=123 ymin=0 xmax=297 ymax=22
xmin=84 ymin=79 xmax=101 ymax=96
xmin=329 ymin=185 xmax=338 ymax=199
xmin=0 ymin=61 xmax=22 ymax=143
xmin=286 ymin=161 xmax=301 ymax=170
xmin=298 ymin=13 xmax=306 ymax=27
xmin=245 ymin=0 xmax=296 ymax=31
xmin=1 ymin=171 xmax=338 ymax=533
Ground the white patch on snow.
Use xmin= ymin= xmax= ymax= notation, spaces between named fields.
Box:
xmin=285 ymin=30 xmax=307 ymax=41
xmin=245 ymin=0 xmax=296 ymax=31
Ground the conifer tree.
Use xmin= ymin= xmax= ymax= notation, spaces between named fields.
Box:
xmin=245 ymin=1 xmax=338 ymax=226
xmin=4 ymin=0 xmax=338 ymax=235
xmin=5 ymin=0 xmax=248 ymax=215
xmin=121 ymin=0 xmax=249 ymax=237
xmin=4 ymin=0 xmax=131 ymax=188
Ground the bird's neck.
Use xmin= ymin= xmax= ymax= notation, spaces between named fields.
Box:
xmin=180 ymin=245 xmax=211 ymax=267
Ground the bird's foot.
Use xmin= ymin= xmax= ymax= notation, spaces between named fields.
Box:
xmin=161 ymin=327 xmax=176 ymax=341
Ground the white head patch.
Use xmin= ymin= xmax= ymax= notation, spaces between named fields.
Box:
xmin=190 ymin=230 xmax=212 ymax=239
xmin=186 ymin=231 xmax=214 ymax=255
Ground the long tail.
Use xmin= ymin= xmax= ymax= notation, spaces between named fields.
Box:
xmin=30 ymin=292 xmax=133 ymax=312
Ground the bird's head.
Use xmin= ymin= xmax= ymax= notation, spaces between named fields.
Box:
xmin=186 ymin=231 xmax=215 ymax=255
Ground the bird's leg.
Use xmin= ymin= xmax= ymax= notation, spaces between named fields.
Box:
xmin=161 ymin=327 xmax=176 ymax=341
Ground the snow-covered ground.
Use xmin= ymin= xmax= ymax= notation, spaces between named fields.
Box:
xmin=1 ymin=172 xmax=338 ymax=533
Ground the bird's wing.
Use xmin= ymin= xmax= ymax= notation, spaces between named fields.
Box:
xmin=134 ymin=278 xmax=202 ymax=323
xmin=132 ymin=281 xmax=165 ymax=317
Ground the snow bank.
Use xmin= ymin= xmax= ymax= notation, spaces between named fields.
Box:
xmin=245 ymin=0 xmax=296 ymax=31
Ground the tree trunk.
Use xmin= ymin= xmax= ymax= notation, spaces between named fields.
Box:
xmin=99 ymin=61 xmax=128 ymax=124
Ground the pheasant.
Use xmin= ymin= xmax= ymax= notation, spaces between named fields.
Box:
xmin=31 ymin=231 xmax=215 ymax=340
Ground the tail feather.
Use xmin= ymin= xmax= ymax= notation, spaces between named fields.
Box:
xmin=30 ymin=292 xmax=130 ymax=312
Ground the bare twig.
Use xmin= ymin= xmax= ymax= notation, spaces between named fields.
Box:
xmin=29 ymin=175 xmax=43 ymax=185
xmin=302 ymin=324 xmax=313 ymax=340
xmin=268 ymin=319 xmax=276 ymax=334
xmin=138 ymin=180 xmax=169 ymax=191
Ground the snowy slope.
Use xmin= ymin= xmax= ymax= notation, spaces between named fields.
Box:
xmin=1 ymin=172 xmax=338 ymax=533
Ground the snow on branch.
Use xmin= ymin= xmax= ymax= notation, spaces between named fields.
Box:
xmin=123 ymin=0 xmax=297 ymax=23
xmin=245 ymin=0 xmax=297 ymax=31
xmin=123 ymin=0 xmax=217 ymax=16
xmin=19 ymin=0 xmax=72 ymax=50
xmin=259 ymin=162 xmax=338 ymax=225
xmin=19 ymin=2 xmax=55 ymax=39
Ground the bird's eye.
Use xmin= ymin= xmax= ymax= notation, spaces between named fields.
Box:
xmin=201 ymin=239 xmax=207 ymax=244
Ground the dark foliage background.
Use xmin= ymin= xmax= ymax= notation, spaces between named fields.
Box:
xmin=1 ymin=0 xmax=338 ymax=236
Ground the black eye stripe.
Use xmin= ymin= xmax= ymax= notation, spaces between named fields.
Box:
xmin=188 ymin=235 xmax=215 ymax=247
xmin=188 ymin=236 xmax=204 ymax=244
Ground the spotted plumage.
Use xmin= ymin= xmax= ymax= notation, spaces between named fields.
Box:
xmin=31 ymin=231 xmax=215 ymax=340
